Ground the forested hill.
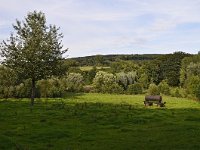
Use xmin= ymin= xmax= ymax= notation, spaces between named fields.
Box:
xmin=68 ymin=54 xmax=163 ymax=66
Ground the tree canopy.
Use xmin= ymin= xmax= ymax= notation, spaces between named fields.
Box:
xmin=0 ymin=11 xmax=67 ymax=106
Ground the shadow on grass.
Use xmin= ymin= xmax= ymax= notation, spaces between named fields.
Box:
xmin=62 ymin=92 xmax=85 ymax=99
xmin=1 ymin=99 xmax=200 ymax=150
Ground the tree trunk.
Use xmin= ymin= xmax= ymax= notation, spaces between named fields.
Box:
xmin=31 ymin=79 xmax=36 ymax=107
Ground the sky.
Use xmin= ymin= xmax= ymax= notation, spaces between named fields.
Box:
xmin=0 ymin=0 xmax=200 ymax=58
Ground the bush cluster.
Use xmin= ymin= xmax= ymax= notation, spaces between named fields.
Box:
xmin=0 ymin=73 xmax=84 ymax=98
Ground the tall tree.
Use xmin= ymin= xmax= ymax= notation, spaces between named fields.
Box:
xmin=0 ymin=11 xmax=67 ymax=106
xmin=145 ymin=52 xmax=190 ymax=86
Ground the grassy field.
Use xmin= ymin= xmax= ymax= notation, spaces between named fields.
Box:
xmin=0 ymin=93 xmax=200 ymax=150
xmin=80 ymin=66 xmax=110 ymax=71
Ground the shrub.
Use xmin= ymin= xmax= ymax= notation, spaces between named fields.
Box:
xmin=83 ymin=67 xmax=97 ymax=85
xmin=37 ymin=79 xmax=50 ymax=98
xmin=194 ymin=83 xmax=200 ymax=100
xmin=0 ymin=86 xmax=15 ymax=98
xmin=170 ymin=87 xmax=185 ymax=98
xmin=102 ymin=83 xmax=124 ymax=94
xmin=127 ymin=71 xmax=137 ymax=85
xmin=178 ymin=88 xmax=187 ymax=98
xmin=185 ymin=76 xmax=200 ymax=98
xmin=83 ymin=85 xmax=94 ymax=93
xmin=148 ymin=83 xmax=160 ymax=95
xmin=127 ymin=83 xmax=143 ymax=94
xmin=93 ymin=71 xmax=123 ymax=93
xmin=174 ymin=88 xmax=181 ymax=97
xmin=158 ymin=80 xmax=170 ymax=95
xmin=65 ymin=73 xmax=84 ymax=92
xmin=37 ymin=78 xmax=63 ymax=98
xmin=116 ymin=71 xmax=138 ymax=91
xmin=138 ymin=73 xmax=149 ymax=89
xmin=15 ymin=79 xmax=33 ymax=98
xmin=116 ymin=72 xmax=128 ymax=90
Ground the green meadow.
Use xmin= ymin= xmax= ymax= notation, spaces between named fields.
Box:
xmin=0 ymin=93 xmax=200 ymax=150
xmin=80 ymin=66 xmax=110 ymax=71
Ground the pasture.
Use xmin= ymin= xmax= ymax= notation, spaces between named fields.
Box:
xmin=0 ymin=93 xmax=200 ymax=150
xmin=80 ymin=66 xmax=110 ymax=71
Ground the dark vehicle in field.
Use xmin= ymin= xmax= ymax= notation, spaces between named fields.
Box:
xmin=144 ymin=95 xmax=166 ymax=107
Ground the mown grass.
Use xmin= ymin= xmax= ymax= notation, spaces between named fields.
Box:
xmin=0 ymin=93 xmax=200 ymax=150
xmin=80 ymin=66 xmax=110 ymax=71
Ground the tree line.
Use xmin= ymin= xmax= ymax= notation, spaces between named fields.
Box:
xmin=0 ymin=52 xmax=199 ymax=100
xmin=0 ymin=11 xmax=200 ymax=106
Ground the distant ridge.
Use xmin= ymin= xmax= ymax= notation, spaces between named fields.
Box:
xmin=68 ymin=54 xmax=163 ymax=66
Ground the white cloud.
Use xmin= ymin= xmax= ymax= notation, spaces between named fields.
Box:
xmin=0 ymin=0 xmax=200 ymax=57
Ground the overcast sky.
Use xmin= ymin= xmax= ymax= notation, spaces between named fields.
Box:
xmin=0 ymin=0 xmax=200 ymax=57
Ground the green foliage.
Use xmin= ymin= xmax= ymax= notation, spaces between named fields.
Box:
xmin=187 ymin=62 xmax=200 ymax=76
xmin=83 ymin=85 xmax=94 ymax=93
xmin=171 ymin=87 xmax=181 ymax=97
xmin=93 ymin=71 xmax=123 ymax=93
xmin=37 ymin=77 xmax=64 ymax=98
xmin=195 ymin=84 xmax=200 ymax=100
xmin=14 ymin=79 xmax=40 ymax=98
xmin=21 ymin=79 xmax=32 ymax=97
xmin=158 ymin=80 xmax=170 ymax=95
xmin=148 ymin=83 xmax=160 ymax=95
xmin=0 ymin=11 xmax=66 ymax=81
xmin=0 ymin=11 xmax=67 ymax=104
xmin=145 ymin=52 xmax=190 ymax=86
xmin=110 ymin=61 xmax=139 ymax=73
xmin=0 ymin=66 xmax=17 ymax=98
xmin=180 ymin=55 xmax=200 ymax=86
xmin=184 ymin=75 xmax=200 ymax=99
xmin=174 ymin=88 xmax=181 ymax=97
xmin=15 ymin=83 xmax=26 ymax=98
xmin=37 ymin=74 xmax=84 ymax=97
xmin=116 ymin=71 xmax=138 ymax=91
xmin=94 ymin=55 xmax=104 ymax=66
xmin=138 ymin=73 xmax=149 ymax=89
xmin=127 ymin=71 xmax=137 ymax=85
xmin=37 ymin=79 xmax=53 ymax=98
xmin=0 ymin=86 xmax=15 ymax=99
xmin=116 ymin=72 xmax=128 ymax=90
xmin=127 ymin=83 xmax=143 ymax=94
xmin=161 ymin=52 xmax=190 ymax=86
xmin=65 ymin=73 xmax=84 ymax=92
xmin=64 ymin=59 xmax=79 ymax=68
xmin=180 ymin=68 xmax=186 ymax=86
xmin=144 ymin=60 xmax=162 ymax=85
xmin=68 ymin=67 xmax=83 ymax=74
xmin=70 ymin=54 xmax=159 ymax=66
xmin=83 ymin=66 xmax=97 ymax=84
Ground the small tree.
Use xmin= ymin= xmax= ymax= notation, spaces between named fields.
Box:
xmin=148 ymin=83 xmax=160 ymax=95
xmin=185 ymin=76 xmax=200 ymax=99
xmin=93 ymin=71 xmax=123 ymax=93
xmin=83 ymin=66 xmax=97 ymax=85
xmin=138 ymin=73 xmax=149 ymax=89
xmin=65 ymin=73 xmax=84 ymax=92
xmin=127 ymin=71 xmax=137 ymax=85
xmin=116 ymin=72 xmax=128 ymax=90
xmin=158 ymin=80 xmax=170 ymax=95
xmin=127 ymin=83 xmax=143 ymax=95
xmin=37 ymin=79 xmax=51 ymax=98
xmin=0 ymin=11 xmax=67 ymax=106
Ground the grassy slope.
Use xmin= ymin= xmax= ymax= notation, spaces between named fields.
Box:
xmin=0 ymin=93 xmax=200 ymax=150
